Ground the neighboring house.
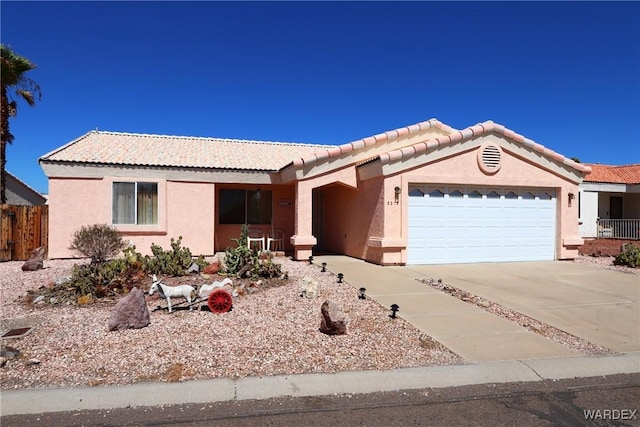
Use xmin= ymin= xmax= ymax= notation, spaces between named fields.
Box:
xmin=39 ymin=118 xmax=590 ymax=265
xmin=5 ymin=171 xmax=47 ymax=206
xmin=579 ymin=164 xmax=640 ymax=239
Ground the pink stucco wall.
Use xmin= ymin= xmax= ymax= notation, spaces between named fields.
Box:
xmin=47 ymin=177 xmax=217 ymax=259
xmin=322 ymin=179 xmax=384 ymax=259
xmin=47 ymin=178 xmax=300 ymax=259
xmin=48 ymin=178 xmax=110 ymax=258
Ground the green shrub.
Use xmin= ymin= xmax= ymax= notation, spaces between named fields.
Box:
xmin=65 ymin=238 xmax=209 ymax=299
xmin=222 ymin=225 xmax=285 ymax=279
xmin=223 ymin=225 xmax=258 ymax=276
xmin=144 ymin=236 xmax=208 ymax=276
xmin=68 ymin=224 xmax=128 ymax=264
xmin=69 ymin=260 xmax=129 ymax=296
xmin=613 ymin=243 xmax=640 ymax=268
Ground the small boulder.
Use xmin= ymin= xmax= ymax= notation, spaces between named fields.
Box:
xmin=21 ymin=246 xmax=46 ymax=272
xmin=319 ymin=300 xmax=347 ymax=335
xmin=108 ymin=287 xmax=150 ymax=331
xmin=77 ymin=295 xmax=93 ymax=305
xmin=54 ymin=276 xmax=72 ymax=286
xmin=203 ymin=262 xmax=220 ymax=275
xmin=186 ymin=262 xmax=200 ymax=274
xmin=0 ymin=345 xmax=21 ymax=359
xmin=300 ymin=276 xmax=318 ymax=299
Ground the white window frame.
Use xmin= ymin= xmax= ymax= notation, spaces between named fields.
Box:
xmin=112 ymin=181 xmax=159 ymax=225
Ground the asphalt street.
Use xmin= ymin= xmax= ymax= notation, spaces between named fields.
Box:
xmin=3 ymin=374 xmax=638 ymax=427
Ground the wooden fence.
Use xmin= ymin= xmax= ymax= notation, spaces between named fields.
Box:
xmin=0 ymin=204 xmax=48 ymax=262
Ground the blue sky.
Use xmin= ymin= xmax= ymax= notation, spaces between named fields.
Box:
xmin=2 ymin=1 xmax=639 ymax=195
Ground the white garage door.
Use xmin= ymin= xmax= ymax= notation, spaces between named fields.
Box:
xmin=407 ymin=186 xmax=556 ymax=264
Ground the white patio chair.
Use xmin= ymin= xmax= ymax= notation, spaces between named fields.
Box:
xmin=267 ymin=229 xmax=285 ymax=252
xmin=247 ymin=228 xmax=265 ymax=252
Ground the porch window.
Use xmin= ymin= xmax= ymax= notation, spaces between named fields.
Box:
xmin=112 ymin=182 xmax=158 ymax=225
xmin=219 ymin=189 xmax=272 ymax=224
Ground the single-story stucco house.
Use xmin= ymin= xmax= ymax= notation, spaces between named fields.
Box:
xmin=39 ymin=118 xmax=590 ymax=265
xmin=5 ymin=171 xmax=47 ymax=206
xmin=579 ymin=163 xmax=640 ymax=239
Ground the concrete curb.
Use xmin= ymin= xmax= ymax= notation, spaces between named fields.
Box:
xmin=2 ymin=352 xmax=638 ymax=416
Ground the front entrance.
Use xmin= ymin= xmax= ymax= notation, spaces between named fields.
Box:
xmin=312 ymin=191 xmax=325 ymax=252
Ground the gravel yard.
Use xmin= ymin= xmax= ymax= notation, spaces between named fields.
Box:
xmin=0 ymin=257 xmax=461 ymax=390
xmin=1 ymin=252 xmax=635 ymax=390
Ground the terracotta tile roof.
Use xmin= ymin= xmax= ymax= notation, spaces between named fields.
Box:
xmin=291 ymin=118 xmax=456 ymax=168
xmin=376 ymin=120 xmax=591 ymax=173
xmin=39 ymin=131 xmax=333 ymax=171
xmin=583 ymin=164 xmax=640 ymax=184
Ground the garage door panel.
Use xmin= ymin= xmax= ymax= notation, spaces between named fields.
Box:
xmin=407 ymin=187 xmax=556 ymax=264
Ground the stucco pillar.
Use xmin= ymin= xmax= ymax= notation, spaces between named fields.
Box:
xmin=290 ymin=180 xmax=316 ymax=260
xmin=558 ymin=184 xmax=584 ymax=259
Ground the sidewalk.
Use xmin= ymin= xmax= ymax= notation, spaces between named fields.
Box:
xmin=2 ymin=353 xmax=638 ymax=415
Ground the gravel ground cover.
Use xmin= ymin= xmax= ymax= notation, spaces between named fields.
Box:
xmin=0 ymin=257 xmax=462 ymax=390
xmin=1 ymin=253 xmax=635 ymax=390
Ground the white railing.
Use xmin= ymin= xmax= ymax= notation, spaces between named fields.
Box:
xmin=597 ymin=219 xmax=640 ymax=240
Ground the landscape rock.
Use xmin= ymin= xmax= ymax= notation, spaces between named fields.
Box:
xmin=319 ymin=300 xmax=347 ymax=335
xmin=186 ymin=262 xmax=200 ymax=274
xmin=108 ymin=287 xmax=150 ymax=331
xmin=0 ymin=345 xmax=21 ymax=359
xmin=77 ymin=295 xmax=93 ymax=305
xmin=0 ymin=357 xmax=6 ymax=367
xmin=300 ymin=276 xmax=318 ymax=299
xmin=21 ymin=246 xmax=46 ymax=272
xmin=54 ymin=276 xmax=72 ymax=286
xmin=203 ymin=262 xmax=220 ymax=275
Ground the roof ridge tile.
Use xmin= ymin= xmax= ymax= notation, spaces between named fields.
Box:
xmin=377 ymin=120 xmax=591 ymax=174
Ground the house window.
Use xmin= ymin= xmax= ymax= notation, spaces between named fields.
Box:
xmin=219 ymin=189 xmax=272 ymax=224
xmin=112 ymin=182 xmax=158 ymax=225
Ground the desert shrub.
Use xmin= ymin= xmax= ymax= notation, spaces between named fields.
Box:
xmin=68 ymin=224 xmax=128 ymax=264
xmin=255 ymin=256 xmax=285 ymax=279
xmin=613 ymin=243 xmax=640 ymax=268
xmin=68 ymin=260 xmax=129 ymax=297
xmin=223 ymin=225 xmax=259 ymax=276
xmin=65 ymin=239 xmax=208 ymax=300
xmin=223 ymin=225 xmax=285 ymax=279
xmin=144 ymin=236 xmax=208 ymax=276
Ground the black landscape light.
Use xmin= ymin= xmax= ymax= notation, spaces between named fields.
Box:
xmin=337 ymin=273 xmax=344 ymax=283
xmin=321 ymin=262 xmax=327 ymax=272
xmin=389 ymin=304 xmax=399 ymax=319
xmin=358 ymin=287 xmax=367 ymax=300
xmin=308 ymin=255 xmax=314 ymax=265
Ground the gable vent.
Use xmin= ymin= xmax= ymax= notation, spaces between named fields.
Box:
xmin=477 ymin=144 xmax=502 ymax=174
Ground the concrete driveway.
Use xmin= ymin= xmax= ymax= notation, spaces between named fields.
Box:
xmin=404 ymin=262 xmax=640 ymax=353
